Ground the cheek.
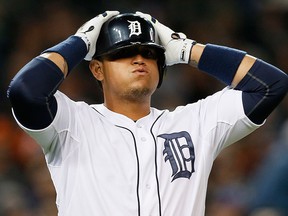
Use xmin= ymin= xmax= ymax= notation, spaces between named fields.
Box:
xmin=150 ymin=62 xmax=160 ymax=82
xmin=102 ymin=62 xmax=126 ymax=85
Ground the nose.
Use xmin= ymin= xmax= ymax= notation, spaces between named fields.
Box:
xmin=132 ymin=54 xmax=146 ymax=65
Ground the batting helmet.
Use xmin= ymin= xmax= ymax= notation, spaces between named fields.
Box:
xmin=94 ymin=13 xmax=166 ymax=88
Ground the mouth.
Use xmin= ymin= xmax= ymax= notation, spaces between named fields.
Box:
xmin=133 ymin=67 xmax=147 ymax=74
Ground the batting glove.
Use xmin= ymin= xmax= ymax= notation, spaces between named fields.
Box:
xmin=136 ymin=11 xmax=196 ymax=66
xmin=75 ymin=11 xmax=119 ymax=61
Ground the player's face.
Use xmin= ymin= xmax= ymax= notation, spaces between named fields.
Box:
xmin=90 ymin=46 xmax=160 ymax=102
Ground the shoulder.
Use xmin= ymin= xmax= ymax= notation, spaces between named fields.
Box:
xmin=157 ymin=87 xmax=243 ymax=122
xmin=55 ymin=91 xmax=94 ymax=111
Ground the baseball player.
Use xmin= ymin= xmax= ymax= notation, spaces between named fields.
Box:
xmin=7 ymin=11 xmax=288 ymax=216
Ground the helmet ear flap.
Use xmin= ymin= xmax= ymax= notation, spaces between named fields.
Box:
xmin=157 ymin=51 xmax=166 ymax=88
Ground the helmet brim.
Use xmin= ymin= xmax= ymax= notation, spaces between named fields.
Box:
xmin=93 ymin=42 xmax=165 ymax=59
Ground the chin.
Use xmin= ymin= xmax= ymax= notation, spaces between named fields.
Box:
xmin=124 ymin=85 xmax=154 ymax=101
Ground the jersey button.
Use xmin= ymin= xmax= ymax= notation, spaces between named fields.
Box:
xmin=145 ymin=184 xmax=151 ymax=189
xmin=141 ymin=137 xmax=147 ymax=142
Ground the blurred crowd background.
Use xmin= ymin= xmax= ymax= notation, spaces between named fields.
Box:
xmin=0 ymin=0 xmax=288 ymax=215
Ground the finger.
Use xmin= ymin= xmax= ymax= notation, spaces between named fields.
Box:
xmin=136 ymin=11 xmax=157 ymax=24
xmin=171 ymin=32 xmax=187 ymax=39
xmin=102 ymin=10 xmax=120 ymax=21
xmin=135 ymin=11 xmax=151 ymax=20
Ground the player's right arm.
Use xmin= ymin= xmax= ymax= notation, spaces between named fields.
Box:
xmin=41 ymin=52 xmax=69 ymax=76
xmin=7 ymin=11 xmax=119 ymax=130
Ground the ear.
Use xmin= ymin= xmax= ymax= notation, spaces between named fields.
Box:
xmin=89 ymin=60 xmax=104 ymax=81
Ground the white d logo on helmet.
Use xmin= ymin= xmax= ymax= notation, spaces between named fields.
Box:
xmin=128 ymin=20 xmax=142 ymax=37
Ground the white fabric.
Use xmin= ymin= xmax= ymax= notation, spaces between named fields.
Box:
xmin=14 ymin=87 xmax=262 ymax=216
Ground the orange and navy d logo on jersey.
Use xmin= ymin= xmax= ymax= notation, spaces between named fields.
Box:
xmin=158 ymin=131 xmax=195 ymax=182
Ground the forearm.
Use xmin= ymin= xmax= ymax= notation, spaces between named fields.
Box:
xmin=189 ymin=43 xmax=204 ymax=67
xmin=189 ymin=43 xmax=256 ymax=87
xmin=41 ymin=52 xmax=69 ymax=77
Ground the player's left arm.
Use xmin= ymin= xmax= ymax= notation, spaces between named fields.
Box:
xmin=137 ymin=11 xmax=288 ymax=124
xmin=189 ymin=43 xmax=288 ymax=124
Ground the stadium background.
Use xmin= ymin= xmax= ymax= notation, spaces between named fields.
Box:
xmin=0 ymin=0 xmax=287 ymax=215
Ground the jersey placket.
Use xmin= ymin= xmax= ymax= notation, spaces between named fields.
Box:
xmin=135 ymin=121 xmax=159 ymax=216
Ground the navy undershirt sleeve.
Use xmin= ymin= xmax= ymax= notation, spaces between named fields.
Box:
xmin=7 ymin=57 xmax=64 ymax=129
xmin=7 ymin=36 xmax=87 ymax=129
xmin=235 ymin=59 xmax=288 ymax=124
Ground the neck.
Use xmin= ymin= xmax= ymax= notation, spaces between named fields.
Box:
xmin=104 ymin=95 xmax=151 ymax=121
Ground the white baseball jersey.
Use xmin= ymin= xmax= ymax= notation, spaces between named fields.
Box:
xmin=14 ymin=87 xmax=261 ymax=216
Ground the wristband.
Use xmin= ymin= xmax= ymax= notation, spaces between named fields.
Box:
xmin=42 ymin=36 xmax=87 ymax=74
xmin=198 ymin=44 xmax=246 ymax=85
